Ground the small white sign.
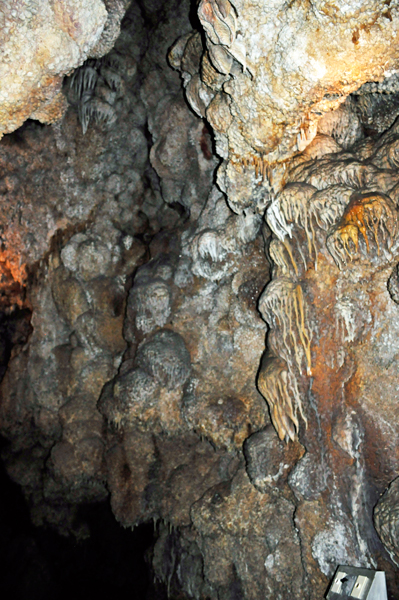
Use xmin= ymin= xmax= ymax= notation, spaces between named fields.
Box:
xmin=326 ymin=566 xmax=387 ymax=600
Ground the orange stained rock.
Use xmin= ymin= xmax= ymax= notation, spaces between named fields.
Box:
xmin=344 ymin=201 xmax=370 ymax=251
xmin=0 ymin=226 xmax=28 ymax=307
xmin=338 ymin=223 xmax=359 ymax=256
xmin=0 ymin=255 xmax=27 ymax=308
xmin=348 ymin=193 xmax=396 ymax=246
xmin=328 ymin=192 xmax=398 ymax=268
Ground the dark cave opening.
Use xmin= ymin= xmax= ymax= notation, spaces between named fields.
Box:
xmin=0 ymin=436 xmax=164 ymax=600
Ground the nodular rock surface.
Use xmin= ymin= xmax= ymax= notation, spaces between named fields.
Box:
xmin=1 ymin=1 xmax=399 ymax=599
xmin=0 ymin=0 xmax=129 ymax=137
xmin=174 ymin=0 xmax=399 ymax=215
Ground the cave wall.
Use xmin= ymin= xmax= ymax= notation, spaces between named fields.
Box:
xmin=1 ymin=1 xmax=399 ymax=599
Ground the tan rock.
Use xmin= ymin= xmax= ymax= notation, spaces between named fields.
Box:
xmin=0 ymin=0 xmax=108 ymax=137
xmin=175 ymin=0 xmax=399 ymax=211
xmin=260 ymin=119 xmax=399 ymax=588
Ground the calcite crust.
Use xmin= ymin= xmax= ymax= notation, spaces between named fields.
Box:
xmin=0 ymin=0 xmax=109 ymax=137
xmin=2 ymin=0 xmax=399 ymax=598
xmin=175 ymin=0 xmax=399 ymax=212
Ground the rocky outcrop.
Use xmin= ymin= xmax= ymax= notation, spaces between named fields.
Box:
xmin=0 ymin=0 xmax=131 ymax=138
xmin=0 ymin=0 xmax=191 ymax=535
xmin=257 ymin=127 xmax=399 ymax=595
xmin=173 ymin=0 xmax=399 ymax=215
xmin=2 ymin=1 xmax=399 ymax=599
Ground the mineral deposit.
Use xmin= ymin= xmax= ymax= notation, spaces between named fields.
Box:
xmin=0 ymin=1 xmax=399 ymax=599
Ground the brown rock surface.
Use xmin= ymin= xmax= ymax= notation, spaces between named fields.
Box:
xmin=259 ymin=127 xmax=399 ymax=596
xmin=1 ymin=1 xmax=399 ymax=599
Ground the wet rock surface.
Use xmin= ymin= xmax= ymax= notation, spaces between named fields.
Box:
xmin=1 ymin=1 xmax=399 ymax=600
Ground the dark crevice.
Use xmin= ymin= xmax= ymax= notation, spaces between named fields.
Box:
xmin=0 ymin=440 xmax=161 ymax=599
xmin=0 ymin=307 xmax=32 ymax=381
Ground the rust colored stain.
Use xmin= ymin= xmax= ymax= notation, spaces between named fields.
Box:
xmin=0 ymin=253 xmax=27 ymax=309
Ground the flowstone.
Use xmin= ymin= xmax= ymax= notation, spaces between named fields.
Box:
xmin=258 ymin=127 xmax=399 ymax=595
xmin=1 ymin=1 xmax=399 ymax=599
xmin=173 ymin=0 xmax=399 ymax=213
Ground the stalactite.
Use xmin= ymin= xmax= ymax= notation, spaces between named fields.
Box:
xmin=259 ymin=277 xmax=312 ymax=376
xmin=327 ymin=192 xmax=398 ymax=269
xmin=269 ymin=239 xmax=293 ymax=275
xmin=266 ymin=183 xmax=323 ymax=270
xmin=257 ymin=353 xmax=307 ymax=442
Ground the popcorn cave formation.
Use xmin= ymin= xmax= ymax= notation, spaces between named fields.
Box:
xmin=3 ymin=1 xmax=399 ymax=599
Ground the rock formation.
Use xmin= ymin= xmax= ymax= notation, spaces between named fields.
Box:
xmin=0 ymin=0 xmax=129 ymax=137
xmin=173 ymin=0 xmax=399 ymax=214
xmin=1 ymin=1 xmax=399 ymax=599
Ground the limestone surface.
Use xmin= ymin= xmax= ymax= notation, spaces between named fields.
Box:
xmin=0 ymin=0 xmax=132 ymax=138
xmin=1 ymin=1 xmax=399 ymax=599
xmin=173 ymin=0 xmax=399 ymax=213
xmin=258 ymin=126 xmax=399 ymax=595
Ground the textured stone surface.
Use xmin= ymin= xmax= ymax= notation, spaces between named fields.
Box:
xmin=0 ymin=0 xmax=190 ymax=535
xmin=0 ymin=0 xmax=132 ymax=138
xmin=2 ymin=1 xmax=399 ymax=599
xmin=375 ymin=476 xmax=399 ymax=567
xmin=244 ymin=425 xmax=305 ymax=492
xmin=173 ymin=0 xmax=399 ymax=213
xmin=258 ymin=126 xmax=399 ymax=595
